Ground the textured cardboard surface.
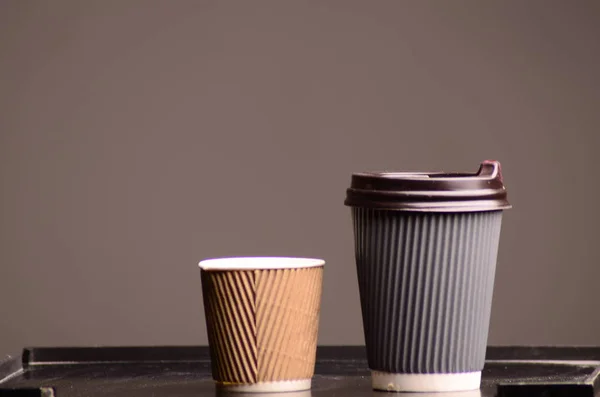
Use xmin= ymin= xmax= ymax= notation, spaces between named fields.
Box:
xmin=201 ymin=267 xmax=323 ymax=384
xmin=353 ymin=209 xmax=503 ymax=374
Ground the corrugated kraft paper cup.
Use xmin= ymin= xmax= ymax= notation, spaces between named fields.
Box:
xmin=199 ymin=257 xmax=324 ymax=392
xmin=345 ymin=160 xmax=511 ymax=393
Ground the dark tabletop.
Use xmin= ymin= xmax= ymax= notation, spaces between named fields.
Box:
xmin=1 ymin=346 xmax=599 ymax=397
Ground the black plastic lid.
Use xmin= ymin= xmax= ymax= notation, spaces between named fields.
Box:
xmin=344 ymin=160 xmax=511 ymax=212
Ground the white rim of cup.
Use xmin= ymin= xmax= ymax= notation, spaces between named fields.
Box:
xmin=198 ymin=257 xmax=325 ymax=271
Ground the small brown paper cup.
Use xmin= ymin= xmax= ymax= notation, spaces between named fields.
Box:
xmin=199 ymin=257 xmax=324 ymax=393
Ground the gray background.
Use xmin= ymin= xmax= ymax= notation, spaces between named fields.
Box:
xmin=1 ymin=0 xmax=599 ymax=356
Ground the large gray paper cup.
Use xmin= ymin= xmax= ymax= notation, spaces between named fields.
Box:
xmin=345 ymin=161 xmax=511 ymax=393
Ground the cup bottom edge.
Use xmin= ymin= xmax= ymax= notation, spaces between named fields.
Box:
xmin=216 ymin=379 xmax=312 ymax=393
xmin=371 ymin=370 xmax=481 ymax=393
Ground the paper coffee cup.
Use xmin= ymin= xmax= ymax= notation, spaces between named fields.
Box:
xmin=345 ymin=161 xmax=511 ymax=392
xmin=199 ymin=257 xmax=324 ymax=392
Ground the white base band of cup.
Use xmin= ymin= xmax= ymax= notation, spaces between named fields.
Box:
xmin=371 ymin=370 xmax=481 ymax=392
xmin=217 ymin=379 xmax=311 ymax=393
